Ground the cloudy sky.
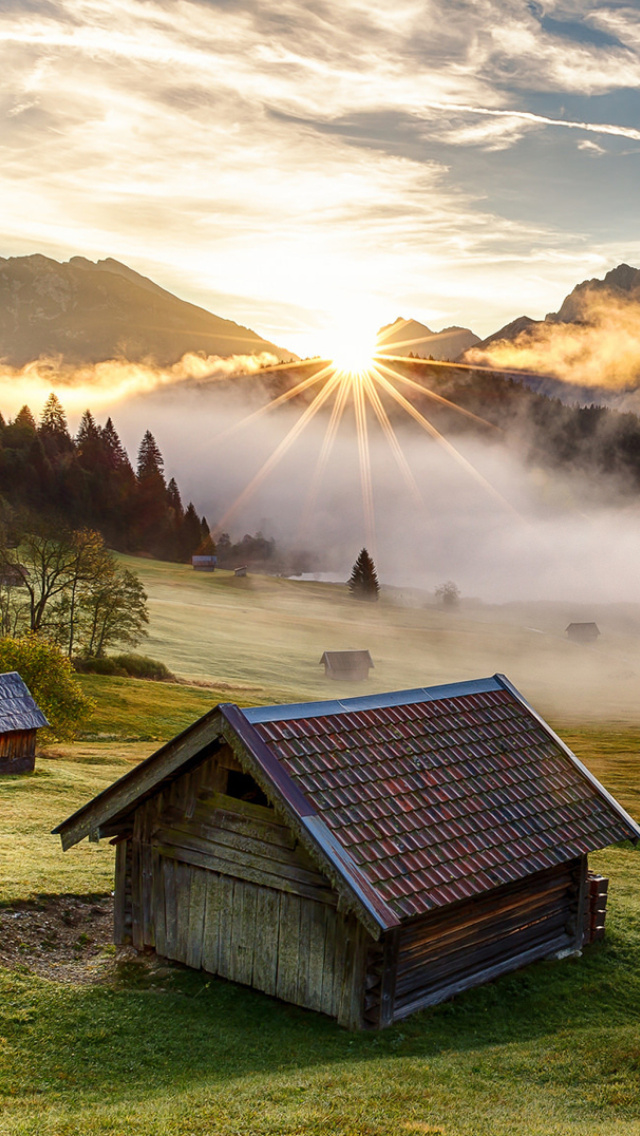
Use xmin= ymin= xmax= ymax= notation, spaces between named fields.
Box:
xmin=2 ymin=0 xmax=640 ymax=355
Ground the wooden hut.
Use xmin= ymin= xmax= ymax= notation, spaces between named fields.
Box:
xmin=566 ymin=622 xmax=600 ymax=644
xmin=320 ymin=650 xmax=374 ymax=681
xmin=54 ymin=675 xmax=640 ymax=1029
xmin=191 ymin=554 xmax=217 ymax=572
xmin=0 ymin=671 xmax=49 ymax=774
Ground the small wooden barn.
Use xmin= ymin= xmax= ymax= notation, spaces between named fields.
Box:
xmin=0 ymin=671 xmax=49 ymax=775
xmin=320 ymin=650 xmax=374 ymax=681
xmin=191 ymin=554 xmax=217 ymax=572
xmin=566 ymin=622 xmax=600 ymax=644
xmin=54 ymin=675 xmax=639 ymax=1028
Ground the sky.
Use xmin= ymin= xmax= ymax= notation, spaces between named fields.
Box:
xmin=2 ymin=0 xmax=640 ymax=357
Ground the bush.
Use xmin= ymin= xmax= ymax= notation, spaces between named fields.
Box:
xmin=0 ymin=636 xmax=95 ymax=740
xmin=74 ymin=652 xmax=174 ymax=682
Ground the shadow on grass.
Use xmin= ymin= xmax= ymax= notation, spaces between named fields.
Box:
xmin=2 ymin=906 xmax=640 ymax=1108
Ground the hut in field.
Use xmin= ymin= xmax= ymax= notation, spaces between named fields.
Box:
xmin=0 ymin=671 xmax=49 ymax=774
xmin=192 ymin=554 xmax=217 ymax=572
xmin=320 ymin=650 xmax=374 ymax=681
xmin=54 ymin=675 xmax=639 ymax=1029
xmin=234 ymin=565 xmax=247 ymax=578
xmin=566 ymin=622 xmax=600 ymax=644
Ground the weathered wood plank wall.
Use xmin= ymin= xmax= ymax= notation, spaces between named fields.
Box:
xmin=0 ymin=729 xmax=37 ymax=774
xmin=118 ymin=742 xmax=368 ymax=1026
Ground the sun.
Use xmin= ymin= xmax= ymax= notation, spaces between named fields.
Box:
xmin=321 ymin=322 xmax=379 ymax=374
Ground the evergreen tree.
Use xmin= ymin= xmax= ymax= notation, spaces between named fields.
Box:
xmin=201 ymin=515 xmax=210 ymax=539
xmin=40 ymin=392 xmax=69 ymax=437
xmin=348 ymin=548 xmax=379 ymax=602
xmin=76 ymin=409 xmax=100 ymax=454
xmin=179 ymin=502 xmax=203 ymax=561
xmin=167 ymin=477 xmax=183 ymax=519
xmin=101 ymin=417 xmax=131 ymax=472
xmin=137 ymin=430 xmax=165 ymax=483
xmin=14 ymin=405 xmax=37 ymax=432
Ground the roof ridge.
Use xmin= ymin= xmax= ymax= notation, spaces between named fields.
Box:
xmin=243 ymin=675 xmax=504 ymax=724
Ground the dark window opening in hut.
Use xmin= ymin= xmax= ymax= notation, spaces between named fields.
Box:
xmin=225 ymin=768 xmax=270 ymax=807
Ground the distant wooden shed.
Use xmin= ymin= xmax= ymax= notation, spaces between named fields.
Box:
xmin=566 ymin=622 xmax=600 ymax=643
xmin=54 ymin=675 xmax=640 ymax=1029
xmin=192 ymin=555 xmax=217 ymax=572
xmin=320 ymin=650 xmax=374 ymax=681
xmin=234 ymin=566 xmax=247 ymax=577
xmin=0 ymin=671 xmax=49 ymax=774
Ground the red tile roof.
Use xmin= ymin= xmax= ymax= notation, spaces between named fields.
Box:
xmin=245 ymin=683 xmax=636 ymax=922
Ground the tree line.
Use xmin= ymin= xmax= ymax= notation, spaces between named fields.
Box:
xmin=0 ymin=394 xmax=209 ymax=562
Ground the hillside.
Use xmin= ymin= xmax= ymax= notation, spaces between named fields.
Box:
xmin=0 ymin=255 xmax=293 ymax=366
xmin=377 ymin=316 xmax=480 ymax=360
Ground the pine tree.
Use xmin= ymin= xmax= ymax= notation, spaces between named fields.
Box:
xmin=14 ymin=405 xmax=37 ymax=432
xmin=348 ymin=548 xmax=379 ymax=602
xmin=179 ymin=503 xmax=204 ymax=561
xmin=167 ymin=477 xmax=183 ymax=519
xmin=40 ymin=393 xmax=70 ymax=438
xmin=101 ymin=418 xmax=131 ymax=471
xmin=76 ymin=409 xmax=99 ymax=451
xmin=137 ymin=430 xmax=165 ymax=483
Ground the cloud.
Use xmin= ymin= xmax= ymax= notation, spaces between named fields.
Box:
xmin=0 ymin=0 xmax=639 ymax=347
xmin=0 ymin=352 xmax=279 ymax=418
xmin=467 ymin=286 xmax=640 ymax=390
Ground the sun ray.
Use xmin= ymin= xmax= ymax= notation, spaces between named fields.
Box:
xmin=374 ymin=353 xmax=556 ymax=383
xmin=300 ymin=371 xmax=353 ymax=528
xmin=214 ymin=368 xmax=343 ymax=534
xmin=369 ymin=363 xmax=520 ymax=517
xmin=373 ymin=358 xmax=501 ymax=434
xmin=211 ymin=361 xmax=337 ymax=445
xmin=361 ymin=371 xmax=423 ymax=505
xmin=352 ymin=371 xmax=376 ymax=553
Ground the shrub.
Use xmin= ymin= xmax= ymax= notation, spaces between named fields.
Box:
xmin=74 ymin=652 xmax=174 ymax=682
xmin=0 ymin=635 xmax=94 ymax=740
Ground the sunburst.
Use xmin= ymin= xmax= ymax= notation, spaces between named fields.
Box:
xmin=213 ymin=344 xmax=533 ymax=545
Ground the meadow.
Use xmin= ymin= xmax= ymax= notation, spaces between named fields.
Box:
xmin=1 ymin=561 xmax=639 ymax=1136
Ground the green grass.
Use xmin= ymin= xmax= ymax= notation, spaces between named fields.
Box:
xmin=0 ymin=841 xmax=639 ymax=1135
xmin=2 ymin=586 xmax=640 ymax=1134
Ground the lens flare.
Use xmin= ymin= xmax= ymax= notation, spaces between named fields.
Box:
xmin=215 ymin=347 xmax=526 ymax=541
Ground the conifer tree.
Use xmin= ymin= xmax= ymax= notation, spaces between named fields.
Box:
xmin=137 ymin=430 xmax=165 ymax=483
xmin=76 ymin=409 xmax=99 ymax=450
xmin=348 ymin=548 xmax=380 ymax=602
xmin=40 ymin=392 xmax=69 ymax=435
xmin=166 ymin=477 xmax=183 ymax=519
xmin=101 ymin=417 xmax=131 ymax=471
xmin=14 ymin=405 xmax=37 ymax=432
xmin=179 ymin=502 xmax=204 ymax=561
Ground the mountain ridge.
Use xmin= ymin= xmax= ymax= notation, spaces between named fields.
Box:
xmin=0 ymin=254 xmax=294 ymax=367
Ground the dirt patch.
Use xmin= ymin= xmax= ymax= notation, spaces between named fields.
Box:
xmin=0 ymin=894 xmax=115 ymax=984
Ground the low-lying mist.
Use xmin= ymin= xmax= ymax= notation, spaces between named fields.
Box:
xmin=467 ymin=286 xmax=640 ymax=401
xmin=3 ymin=354 xmax=640 ymax=606
xmin=111 ymin=381 xmax=640 ymax=606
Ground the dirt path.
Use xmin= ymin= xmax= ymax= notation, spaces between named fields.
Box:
xmin=0 ymin=894 xmax=114 ymax=983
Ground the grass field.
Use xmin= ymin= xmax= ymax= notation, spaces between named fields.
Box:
xmin=114 ymin=555 xmax=640 ymax=724
xmin=1 ymin=563 xmax=640 ymax=1135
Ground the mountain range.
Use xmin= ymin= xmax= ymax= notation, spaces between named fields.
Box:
xmin=0 ymin=254 xmax=293 ymax=366
xmin=0 ymin=255 xmax=638 ymax=401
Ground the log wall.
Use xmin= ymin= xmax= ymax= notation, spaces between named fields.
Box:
xmin=0 ymin=729 xmax=36 ymax=774
xmin=364 ymin=858 xmax=586 ymax=1027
